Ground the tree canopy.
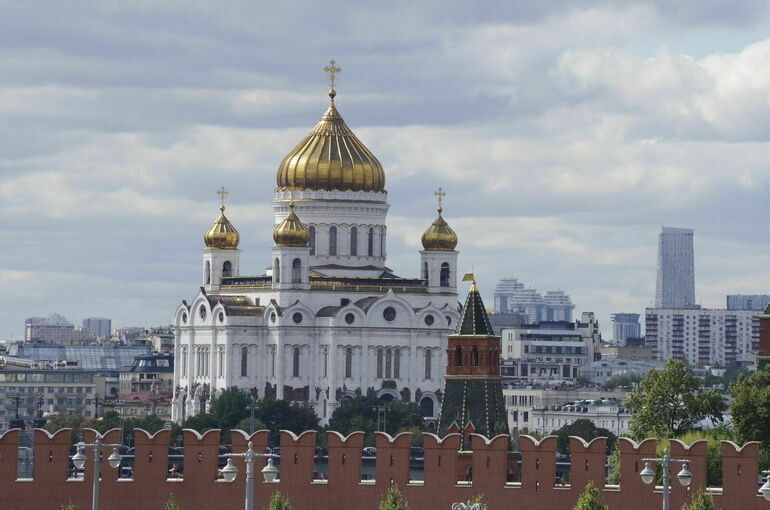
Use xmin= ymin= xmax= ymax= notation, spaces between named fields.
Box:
xmin=625 ymin=359 xmax=726 ymax=439
xmin=379 ymin=484 xmax=410 ymax=510
xmin=730 ymin=366 xmax=770 ymax=449
xmin=573 ymin=483 xmax=608 ymax=510
xmin=552 ymin=418 xmax=617 ymax=455
xmin=328 ymin=396 xmax=423 ymax=443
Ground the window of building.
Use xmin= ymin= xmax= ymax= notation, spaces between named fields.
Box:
xmin=205 ymin=260 xmax=211 ymax=284
xmin=222 ymin=260 xmax=232 ymax=277
xmin=455 ymin=345 xmax=463 ymax=366
xmin=380 ymin=229 xmax=385 ymax=256
xmin=241 ymin=346 xmax=248 ymax=377
xmin=440 ymin=262 xmax=450 ymax=287
xmin=368 ymin=228 xmax=374 ymax=256
xmin=345 ymin=347 xmax=352 ymax=378
xmin=385 ymin=348 xmax=392 ymax=378
xmin=273 ymin=258 xmax=280 ymax=283
xmin=350 ymin=227 xmax=358 ymax=256
xmin=292 ymin=258 xmax=301 ymax=283
xmin=471 ymin=346 xmax=479 ymax=366
xmin=394 ymin=349 xmax=400 ymax=379
xmin=423 ymin=262 xmax=429 ymax=280
xmin=293 ymin=347 xmax=300 ymax=377
xmin=425 ymin=349 xmax=432 ymax=379
xmin=309 ymin=226 xmax=316 ymax=255
xmin=376 ymin=348 xmax=383 ymax=378
xmin=329 ymin=226 xmax=338 ymax=255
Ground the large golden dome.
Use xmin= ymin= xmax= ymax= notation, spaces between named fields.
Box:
xmin=204 ymin=205 xmax=240 ymax=250
xmin=273 ymin=202 xmax=310 ymax=247
xmin=276 ymin=91 xmax=385 ymax=192
xmin=421 ymin=207 xmax=458 ymax=251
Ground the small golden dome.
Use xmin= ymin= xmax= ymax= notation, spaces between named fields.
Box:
xmin=421 ymin=207 xmax=457 ymax=251
xmin=204 ymin=205 xmax=240 ymax=250
xmin=273 ymin=202 xmax=310 ymax=247
xmin=276 ymin=91 xmax=385 ymax=193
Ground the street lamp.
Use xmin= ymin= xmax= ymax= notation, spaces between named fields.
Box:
xmin=71 ymin=437 xmax=123 ymax=510
xmin=221 ymin=441 xmax=279 ymax=510
xmin=639 ymin=447 xmax=693 ymax=510
xmin=451 ymin=502 xmax=486 ymax=510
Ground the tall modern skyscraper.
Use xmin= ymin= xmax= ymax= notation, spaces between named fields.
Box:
xmin=655 ymin=227 xmax=695 ymax=309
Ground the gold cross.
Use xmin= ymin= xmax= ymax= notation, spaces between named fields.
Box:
xmin=217 ymin=186 xmax=229 ymax=208
xmin=434 ymin=187 xmax=446 ymax=209
xmin=324 ymin=59 xmax=342 ymax=89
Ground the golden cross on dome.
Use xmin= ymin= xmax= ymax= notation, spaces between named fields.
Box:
xmin=217 ymin=187 xmax=229 ymax=209
xmin=324 ymin=59 xmax=342 ymax=90
xmin=434 ymin=187 xmax=446 ymax=209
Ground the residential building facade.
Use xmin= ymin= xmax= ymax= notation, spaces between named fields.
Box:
xmin=82 ymin=317 xmax=112 ymax=340
xmin=645 ymin=308 xmax=759 ymax=365
xmin=611 ymin=313 xmax=641 ymax=345
xmin=726 ymin=294 xmax=770 ymax=311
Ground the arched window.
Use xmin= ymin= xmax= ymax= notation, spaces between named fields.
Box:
xmin=455 ymin=345 xmax=463 ymax=367
xmin=309 ymin=226 xmax=316 ymax=256
xmin=181 ymin=348 xmax=187 ymax=377
xmin=345 ymin=347 xmax=352 ymax=378
xmin=329 ymin=226 xmax=337 ymax=255
xmin=241 ymin=346 xmax=248 ymax=377
xmin=380 ymin=229 xmax=385 ymax=256
xmin=273 ymin=258 xmax=280 ymax=284
xmin=393 ymin=348 xmax=400 ymax=379
xmin=420 ymin=397 xmax=434 ymax=417
xmin=222 ymin=260 xmax=232 ymax=277
xmin=293 ymin=346 xmax=300 ymax=377
xmin=424 ymin=349 xmax=432 ymax=379
xmin=376 ymin=348 xmax=383 ymax=378
xmin=368 ymin=228 xmax=374 ymax=256
xmin=471 ymin=345 xmax=479 ymax=366
xmin=292 ymin=258 xmax=301 ymax=283
xmin=205 ymin=261 xmax=211 ymax=284
xmin=350 ymin=227 xmax=358 ymax=256
xmin=440 ymin=262 xmax=450 ymax=287
xmin=423 ymin=262 xmax=429 ymax=280
xmin=385 ymin=348 xmax=392 ymax=378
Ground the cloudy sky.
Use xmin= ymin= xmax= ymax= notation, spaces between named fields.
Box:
xmin=3 ymin=1 xmax=770 ymax=338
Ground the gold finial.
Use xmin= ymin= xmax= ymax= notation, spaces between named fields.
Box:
xmin=324 ymin=59 xmax=342 ymax=102
xmin=462 ymin=272 xmax=477 ymax=291
xmin=434 ymin=187 xmax=446 ymax=213
xmin=217 ymin=186 xmax=229 ymax=211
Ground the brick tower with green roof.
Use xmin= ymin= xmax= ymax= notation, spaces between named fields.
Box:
xmin=437 ymin=276 xmax=509 ymax=444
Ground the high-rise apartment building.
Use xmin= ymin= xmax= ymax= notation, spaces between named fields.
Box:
xmin=611 ymin=313 xmax=641 ymax=345
xmin=82 ymin=318 xmax=112 ymax=340
xmin=24 ymin=314 xmax=95 ymax=345
xmin=493 ymin=277 xmax=575 ymax=323
xmin=655 ymin=227 xmax=696 ymax=309
xmin=726 ymin=295 xmax=770 ymax=311
xmin=645 ymin=308 xmax=759 ymax=366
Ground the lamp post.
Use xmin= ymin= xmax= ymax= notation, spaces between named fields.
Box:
xmin=371 ymin=405 xmax=388 ymax=433
xmin=639 ymin=447 xmax=693 ymax=510
xmin=221 ymin=440 xmax=279 ymax=510
xmin=71 ymin=437 xmax=123 ymax=510
xmin=246 ymin=397 xmax=260 ymax=434
xmin=451 ymin=502 xmax=486 ymax=510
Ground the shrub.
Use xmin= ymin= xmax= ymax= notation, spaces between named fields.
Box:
xmin=61 ymin=502 xmax=79 ymax=510
xmin=573 ymin=482 xmax=608 ymax=510
xmin=164 ymin=494 xmax=182 ymax=510
xmin=379 ymin=483 xmax=409 ymax=510
xmin=681 ymin=490 xmax=718 ymax=510
xmin=265 ymin=491 xmax=293 ymax=510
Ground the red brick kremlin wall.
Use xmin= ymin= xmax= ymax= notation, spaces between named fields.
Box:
xmin=0 ymin=428 xmax=766 ymax=510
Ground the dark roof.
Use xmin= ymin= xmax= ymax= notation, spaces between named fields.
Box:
xmin=316 ymin=306 xmax=341 ymax=317
xmin=354 ymin=296 xmax=381 ymax=312
xmin=456 ymin=285 xmax=495 ymax=336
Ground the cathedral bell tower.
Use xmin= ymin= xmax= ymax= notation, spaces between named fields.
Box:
xmin=202 ymin=187 xmax=240 ymax=292
xmin=420 ymin=188 xmax=458 ymax=294
xmin=272 ymin=200 xmax=311 ymax=290
xmin=437 ymin=275 xmax=508 ymax=445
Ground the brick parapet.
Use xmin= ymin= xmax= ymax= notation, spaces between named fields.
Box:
xmin=0 ymin=430 xmax=768 ymax=510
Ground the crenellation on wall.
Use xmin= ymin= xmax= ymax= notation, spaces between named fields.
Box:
xmin=0 ymin=430 xmax=767 ymax=510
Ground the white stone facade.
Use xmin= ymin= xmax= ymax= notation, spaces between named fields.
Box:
xmin=172 ymin=188 xmax=459 ymax=425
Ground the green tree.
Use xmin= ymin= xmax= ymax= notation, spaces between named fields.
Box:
xmin=45 ymin=414 xmax=90 ymax=444
xmin=60 ymin=502 xmax=80 ymax=510
xmin=328 ymin=396 xmax=423 ymax=445
xmin=265 ymin=491 xmax=293 ymax=510
xmin=181 ymin=412 xmax=218 ymax=433
xmin=379 ymin=483 xmax=410 ymax=510
xmin=730 ymin=367 xmax=770 ymax=450
xmin=236 ymin=416 xmax=266 ymax=434
xmin=607 ymin=444 xmax=621 ymax=485
xmin=552 ymin=419 xmax=617 ymax=455
xmin=258 ymin=398 xmax=320 ymax=444
xmin=209 ymin=388 xmax=252 ymax=430
xmin=573 ymin=482 xmax=608 ymax=510
xmin=163 ymin=494 xmax=182 ymax=510
xmin=681 ymin=490 xmax=718 ymax=510
xmin=626 ymin=359 xmax=726 ymax=439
